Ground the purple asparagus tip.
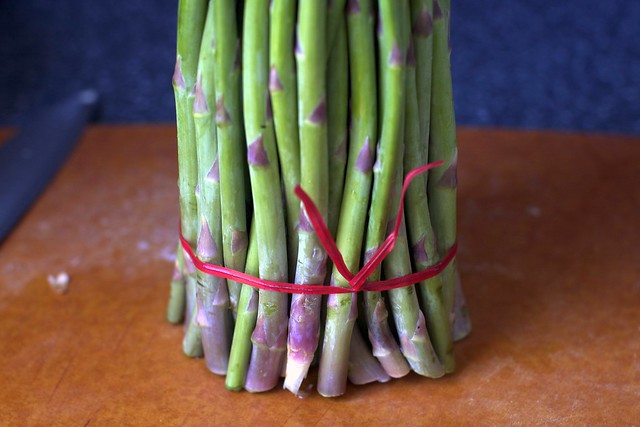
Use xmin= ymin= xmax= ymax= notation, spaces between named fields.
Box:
xmin=172 ymin=58 xmax=186 ymax=90
xmin=295 ymin=28 xmax=303 ymax=57
xmin=433 ymin=0 xmax=443 ymax=20
xmin=438 ymin=157 xmax=458 ymax=189
xmin=193 ymin=76 xmax=209 ymax=114
xmin=216 ymin=96 xmax=231 ymax=124
xmin=297 ymin=208 xmax=315 ymax=232
xmin=415 ymin=8 xmax=433 ymax=37
xmin=412 ymin=235 xmax=430 ymax=263
xmin=307 ymin=99 xmax=327 ymax=125
xmin=389 ymin=42 xmax=404 ymax=66
xmin=269 ymin=66 xmax=284 ymax=91
xmin=197 ymin=216 xmax=218 ymax=260
xmin=407 ymin=39 xmax=416 ymax=66
xmin=346 ymin=0 xmax=361 ymax=14
xmin=334 ymin=135 xmax=347 ymax=160
xmin=207 ymin=155 xmax=220 ymax=183
xmin=231 ymin=229 xmax=247 ymax=254
xmin=248 ymin=135 xmax=270 ymax=166
xmin=355 ymin=137 xmax=374 ymax=173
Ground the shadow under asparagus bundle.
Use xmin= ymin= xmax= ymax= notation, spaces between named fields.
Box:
xmin=167 ymin=0 xmax=471 ymax=398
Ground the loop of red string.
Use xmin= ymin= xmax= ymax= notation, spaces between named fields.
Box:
xmin=180 ymin=161 xmax=457 ymax=295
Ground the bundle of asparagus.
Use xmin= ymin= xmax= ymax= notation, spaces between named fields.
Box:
xmin=167 ymin=0 xmax=471 ymax=397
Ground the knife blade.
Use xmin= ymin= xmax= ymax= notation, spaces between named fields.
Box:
xmin=0 ymin=90 xmax=100 ymax=241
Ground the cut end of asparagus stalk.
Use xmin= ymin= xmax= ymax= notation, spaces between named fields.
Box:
xmin=245 ymin=343 xmax=286 ymax=392
xmin=347 ymin=326 xmax=391 ymax=386
xmin=283 ymin=358 xmax=309 ymax=394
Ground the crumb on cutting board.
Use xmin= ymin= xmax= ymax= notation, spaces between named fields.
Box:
xmin=48 ymin=272 xmax=70 ymax=294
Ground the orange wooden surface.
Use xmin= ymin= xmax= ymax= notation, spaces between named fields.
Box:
xmin=1 ymin=126 xmax=639 ymax=425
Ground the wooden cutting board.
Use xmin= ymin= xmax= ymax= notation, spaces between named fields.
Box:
xmin=1 ymin=126 xmax=638 ymax=425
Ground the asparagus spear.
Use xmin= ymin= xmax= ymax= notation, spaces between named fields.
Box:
xmin=213 ymin=0 xmax=248 ymax=318
xmin=182 ymin=253 xmax=203 ymax=357
xmin=452 ymin=268 xmax=472 ymax=340
xmin=269 ymin=0 xmax=300 ymax=278
xmin=318 ymin=0 xmax=379 ymax=397
xmin=225 ymin=222 xmax=259 ymax=391
xmin=326 ymin=0 xmax=348 ymax=55
xmin=381 ymin=31 xmax=443 ymax=377
xmin=284 ymin=0 xmax=329 ymax=394
xmin=242 ymin=0 xmax=289 ymax=392
xmin=166 ymin=242 xmax=186 ymax=324
xmin=404 ymin=0 xmax=455 ymax=373
xmin=428 ymin=0 xmax=469 ymax=337
xmin=172 ymin=0 xmax=208 ymax=357
xmin=326 ymin=18 xmax=349 ymax=238
xmin=359 ymin=0 xmax=410 ymax=379
xmin=347 ymin=324 xmax=391 ymax=385
xmin=193 ymin=4 xmax=232 ymax=374
xmin=411 ymin=0 xmax=434 ymax=156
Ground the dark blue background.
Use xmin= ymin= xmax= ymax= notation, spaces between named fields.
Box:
xmin=1 ymin=1 xmax=639 ymax=134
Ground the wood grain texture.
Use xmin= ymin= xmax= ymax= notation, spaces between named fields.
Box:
xmin=1 ymin=126 xmax=639 ymax=425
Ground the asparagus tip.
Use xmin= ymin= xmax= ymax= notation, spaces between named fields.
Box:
xmin=193 ymin=75 xmax=209 ymax=114
xmin=215 ymin=96 xmax=231 ymax=124
xmin=207 ymin=155 xmax=220 ymax=183
xmin=414 ymin=8 xmax=434 ymax=37
xmin=269 ymin=66 xmax=284 ymax=91
xmin=196 ymin=216 xmax=218 ymax=260
xmin=231 ymin=229 xmax=248 ymax=254
xmin=433 ymin=0 xmax=443 ymax=20
xmin=346 ymin=0 xmax=361 ymax=15
xmin=355 ymin=136 xmax=374 ymax=173
xmin=437 ymin=152 xmax=458 ymax=189
xmin=172 ymin=57 xmax=186 ymax=89
xmin=247 ymin=135 xmax=270 ymax=166
xmin=307 ymin=99 xmax=327 ymax=125
xmin=388 ymin=42 xmax=404 ymax=66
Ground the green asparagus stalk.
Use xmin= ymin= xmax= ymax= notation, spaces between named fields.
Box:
xmin=359 ymin=0 xmax=410 ymax=379
xmin=384 ymin=148 xmax=443 ymax=377
xmin=318 ymin=0 xmax=379 ymax=397
xmin=428 ymin=0 xmax=463 ymax=330
xmin=326 ymin=0 xmax=348 ymax=55
xmin=411 ymin=0 xmax=434 ymax=156
xmin=405 ymin=0 xmax=455 ymax=373
xmin=225 ymin=222 xmax=259 ymax=391
xmin=173 ymin=0 xmax=207 ymax=245
xmin=326 ymin=18 xmax=349 ymax=238
xmin=166 ymin=242 xmax=186 ymax=324
xmin=242 ymin=0 xmax=289 ymax=393
xmin=284 ymin=0 xmax=329 ymax=394
xmin=182 ymin=253 xmax=203 ymax=357
xmin=213 ymin=0 xmax=248 ymax=317
xmin=193 ymin=3 xmax=232 ymax=375
xmin=269 ymin=0 xmax=300 ymax=278
xmin=172 ymin=0 xmax=208 ymax=357
xmin=452 ymin=268 xmax=472 ymax=340
xmin=383 ymin=31 xmax=444 ymax=378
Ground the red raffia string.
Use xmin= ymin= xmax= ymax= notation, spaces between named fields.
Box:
xmin=180 ymin=161 xmax=457 ymax=295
